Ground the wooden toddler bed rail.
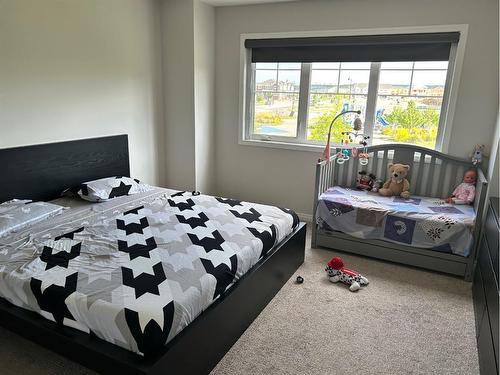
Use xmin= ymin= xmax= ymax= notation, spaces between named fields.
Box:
xmin=312 ymin=143 xmax=488 ymax=280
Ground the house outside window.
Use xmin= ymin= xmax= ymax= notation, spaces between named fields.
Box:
xmin=242 ymin=30 xmax=462 ymax=151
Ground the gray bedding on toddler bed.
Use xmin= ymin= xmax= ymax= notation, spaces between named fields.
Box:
xmin=316 ymin=187 xmax=475 ymax=257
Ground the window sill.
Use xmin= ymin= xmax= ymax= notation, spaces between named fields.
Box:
xmin=239 ymin=138 xmax=326 ymax=153
xmin=239 ymin=138 xmax=445 ymax=159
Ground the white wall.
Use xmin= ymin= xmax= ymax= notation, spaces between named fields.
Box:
xmin=194 ymin=0 xmax=216 ymax=194
xmin=489 ymin=143 xmax=499 ymax=198
xmin=214 ymin=0 xmax=499 ymax=215
xmin=487 ymin=111 xmax=500 ymax=198
xmin=0 ymin=0 xmax=165 ymax=185
xmin=488 ymin=0 xmax=500 ymax=200
xmin=161 ymin=0 xmax=196 ymax=190
xmin=161 ymin=0 xmax=216 ymax=193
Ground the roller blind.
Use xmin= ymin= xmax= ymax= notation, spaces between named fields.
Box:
xmin=245 ymin=32 xmax=460 ymax=63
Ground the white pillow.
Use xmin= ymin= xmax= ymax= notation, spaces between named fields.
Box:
xmin=0 ymin=200 xmax=64 ymax=237
xmin=70 ymin=176 xmax=151 ymax=202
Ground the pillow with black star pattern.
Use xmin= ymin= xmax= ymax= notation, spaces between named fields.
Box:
xmin=67 ymin=177 xmax=151 ymax=202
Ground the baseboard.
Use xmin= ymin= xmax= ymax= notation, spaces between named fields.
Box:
xmin=297 ymin=212 xmax=313 ymax=223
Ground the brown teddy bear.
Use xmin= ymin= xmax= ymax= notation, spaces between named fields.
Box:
xmin=378 ymin=163 xmax=411 ymax=199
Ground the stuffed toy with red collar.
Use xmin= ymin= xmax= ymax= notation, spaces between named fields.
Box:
xmin=325 ymin=256 xmax=369 ymax=292
xmin=356 ymin=171 xmax=376 ymax=190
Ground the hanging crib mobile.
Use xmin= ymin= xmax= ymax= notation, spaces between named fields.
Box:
xmin=357 ymin=139 xmax=370 ymax=166
xmin=319 ymin=109 xmax=370 ymax=167
xmin=341 ymin=118 xmax=370 ymax=166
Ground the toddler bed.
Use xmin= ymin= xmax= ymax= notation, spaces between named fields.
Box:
xmin=312 ymin=144 xmax=488 ymax=280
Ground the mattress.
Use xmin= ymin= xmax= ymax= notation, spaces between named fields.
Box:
xmin=0 ymin=187 xmax=299 ymax=355
xmin=316 ymin=187 xmax=475 ymax=257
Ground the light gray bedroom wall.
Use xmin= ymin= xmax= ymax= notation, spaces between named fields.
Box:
xmin=161 ymin=0 xmax=215 ymax=193
xmin=214 ymin=0 xmax=499 ymax=215
xmin=161 ymin=0 xmax=197 ymax=190
xmin=488 ymin=7 xmax=500 ymax=200
xmin=489 ymin=144 xmax=499 ymax=198
xmin=0 ymin=0 xmax=165 ymax=185
xmin=194 ymin=0 xmax=216 ymax=194
xmin=488 ymin=112 xmax=499 ymax=198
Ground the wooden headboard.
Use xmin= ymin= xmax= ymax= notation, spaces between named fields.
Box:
xmin=0 ymin=135 xmax=130 ymax=203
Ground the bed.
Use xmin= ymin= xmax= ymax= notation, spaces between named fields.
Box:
xmin=312 ymin=144 xmax=488 ymax=280
xmin=0 ymin=135 xmax=306 ymax=374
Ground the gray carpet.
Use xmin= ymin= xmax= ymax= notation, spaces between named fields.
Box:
xmin=0 ymin=228 xmax=479 ymax=375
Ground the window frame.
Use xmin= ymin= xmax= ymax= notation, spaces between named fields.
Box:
xmin=238 ymin=25 xmax=468 ymax=153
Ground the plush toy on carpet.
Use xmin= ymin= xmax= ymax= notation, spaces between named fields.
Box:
xmin=325 ymin=256 xmax=369 ymax=292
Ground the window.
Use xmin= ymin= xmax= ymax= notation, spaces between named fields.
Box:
xmin=307 ymin=62 xmax=369 ymax=144
xmin=243 ymin=32 xmax=460 ymax=150
xmin=374 ymin=61 xmax=449 ymax=149
xmin=253 ymin=63 xmax=301 ymax=138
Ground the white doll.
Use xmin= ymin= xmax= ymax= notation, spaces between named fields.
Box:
xmin=446 ymin=170 xmax=477 ymax=205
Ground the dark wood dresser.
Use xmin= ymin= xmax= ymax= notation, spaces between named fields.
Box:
xmin=473 ymin=197 xmax=499 ymax=374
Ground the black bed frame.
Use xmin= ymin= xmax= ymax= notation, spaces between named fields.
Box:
xmin=0 ymin=135 xmax=306 ymax=374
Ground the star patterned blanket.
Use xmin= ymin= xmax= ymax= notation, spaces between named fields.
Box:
xmin=316 ymin=187 xmax=475 ymax=257
xmin=0 ymin=188 xmax=299 ymax=355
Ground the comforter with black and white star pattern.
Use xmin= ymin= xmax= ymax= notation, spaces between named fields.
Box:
xmin=0 ymin=188 xmax=299 ymax=355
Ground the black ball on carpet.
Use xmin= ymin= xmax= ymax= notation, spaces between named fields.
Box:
xmin=296 ymin=276 xmax=304 ymax=284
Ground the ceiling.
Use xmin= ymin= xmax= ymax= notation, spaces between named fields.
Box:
xmin=202 ymin=0 xmax=298 ymax=6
